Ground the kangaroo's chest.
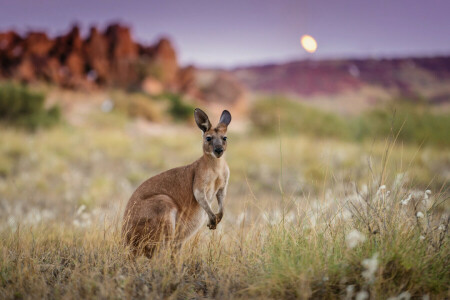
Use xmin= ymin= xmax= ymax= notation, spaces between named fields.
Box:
xmin=202 ymin=171 xmax=226 ymax=202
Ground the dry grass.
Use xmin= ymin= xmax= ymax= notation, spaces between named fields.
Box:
xmin=0 ymin=109 xmax=448 ymax=299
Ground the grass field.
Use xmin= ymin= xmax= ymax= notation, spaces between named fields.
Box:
xmin=0 ymin=102 xmax=448 ymax=299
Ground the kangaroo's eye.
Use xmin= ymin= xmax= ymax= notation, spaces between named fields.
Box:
xmin=206 ymin=137 xmax=212 ymax=142
xmin=222 ymin=136 xmax=227 ymax=141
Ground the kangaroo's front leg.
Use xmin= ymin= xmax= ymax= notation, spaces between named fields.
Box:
xmin=215 ymin=187 xmax=226 ymax=225
xmin=194 ymin=189 xmax=218 ymax=230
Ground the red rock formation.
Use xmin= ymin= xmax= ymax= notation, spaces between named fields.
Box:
xmin=0 ymin=31 xmax=22 ymax=51
xmin=152 ymin=38 xmax=178 ymax=84
xmin=138 ymin=37 xmax=179 ymax=86
xmin=42 ymin=57 xmax=62 ymax=84
xmin=83 ymin=26 xmax=109 ymax=84
xmin=22 ymin=32 xmax=54 ymax=57
xmin=177 ymin=65 xmax=197 ymax=94
xmin=0 ymin=31 xmax=23 ymax=65
xmin=16 ymin=57 xmax=35 ymax=82
xmin=0 ymin=24 xmax=175 ymax=88
xmin=0 ymin=22 xmax=248 ymax=109
xmin=0 ymin=32 xmax=24 ymax=79
xmin=105 ymin=24 xmax=138 ymax=86
xmin=49 ymin=25 xmax=86 ymax=86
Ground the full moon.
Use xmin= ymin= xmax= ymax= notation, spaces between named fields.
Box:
xmin=301 ymin=35 xmax=318 ymax=53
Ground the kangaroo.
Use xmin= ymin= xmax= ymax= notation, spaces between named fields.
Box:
xmin=122 ymin=108 xmax=231 ymax=257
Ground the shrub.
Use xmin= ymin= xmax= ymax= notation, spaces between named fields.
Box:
xmin=0 ymin=82 xmax=60 ymax=129
xmin=164 ymin=93 xmax=195 ymax=121
xmin=250 ymin=97 xmax=450 ymax=147
xmin=250 ymin=96 xmax=351 ymax=139
xmin=354 ymin=100 xmax=450 ymax=146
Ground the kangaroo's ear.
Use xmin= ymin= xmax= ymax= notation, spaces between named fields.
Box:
xmin=218 ymin=110 xmax=232 ymax=127
xmin=194 ymin=108 xmax=212 ymax=132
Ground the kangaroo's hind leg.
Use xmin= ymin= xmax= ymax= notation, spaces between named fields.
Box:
xmin=123 ymin=194 xmax=179 ymax=258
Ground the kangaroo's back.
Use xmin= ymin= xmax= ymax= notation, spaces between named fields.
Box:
xmin=127 ymin=160 xmax=199 ymax=210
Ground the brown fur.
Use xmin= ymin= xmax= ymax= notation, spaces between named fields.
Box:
xmin=122 ymin=108 xmax=231 ymax=257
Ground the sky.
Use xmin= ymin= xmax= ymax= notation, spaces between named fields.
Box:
xmin=0 ymin=0 xmax=449 ymax=68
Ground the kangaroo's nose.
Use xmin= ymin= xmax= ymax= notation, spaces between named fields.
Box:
xmin=214 ymin=147 xmax=223 ymax=155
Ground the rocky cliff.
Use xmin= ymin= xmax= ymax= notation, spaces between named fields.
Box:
xmin=0 ymin=23 xmax=248 ymax=111
xmin=0 ymin=24 xmax=189 ymax=91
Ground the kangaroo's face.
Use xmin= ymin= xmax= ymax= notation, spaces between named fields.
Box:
xmin=194 ymin=108 xmax=232 ymax=158
xmin=203 ymin=126 xmax=228 ymax=158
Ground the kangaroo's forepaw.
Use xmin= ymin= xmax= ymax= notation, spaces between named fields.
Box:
xmin=215 ymin=212 xmax=223 ymax=224
xmin=207 ymin=215 xmax=218 ymax=230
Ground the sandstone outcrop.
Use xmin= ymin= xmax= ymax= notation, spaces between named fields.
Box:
xmin=0 ymin=23 xmax=247 ymax=110
xmin=0 ymin=23 xmax=178 ymax=89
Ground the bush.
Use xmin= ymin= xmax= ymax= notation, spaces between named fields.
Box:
xmin=164 ymin=93 xmax=195 ymax=121
xmin=250 ymin=97 xmax=450 ymax=147
xmin=250 ymin=97 xmax=351 ymax=139
xmin=354 ymin=100 xmax=450 ymax=146
xmin=0 ymin=82 xmax=60 ymax=129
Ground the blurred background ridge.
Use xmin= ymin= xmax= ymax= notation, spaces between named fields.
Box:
xmin=1 ymin=22 xmax=450 ymax=115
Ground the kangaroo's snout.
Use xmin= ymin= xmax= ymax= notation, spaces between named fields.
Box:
xmin=214 ymin=147 xmax=224 ymax=157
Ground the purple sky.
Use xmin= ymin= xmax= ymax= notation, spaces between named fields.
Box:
xmin=0 ymin=0 xmax=449 ymax=67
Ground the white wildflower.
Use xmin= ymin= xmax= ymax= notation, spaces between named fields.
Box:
xmin=362 ymin=253 xmax=378 ymax=283
xmin=416 ymin=211 xmax=424 ymax=218
xmin=344 ymin=285 xmax=355 ymax=300
xmin=356 ymin=290 xmax=369 ymax=300
xmin=401 ymin=194 xmax=412 ymax=205
xmin=285 ymin=212 xmax=295 ymax=223
xmin=73 ymin=209 xmax=92 ymax=228
xmin=236 ymin=212 xmax=246 ymax=225
xmin=346 ymin=229 xmax=366 ymax=249
xmin=419 ymin=235 xmax=425 ymax=241
xmin=101 ymin=99 xmax=114 ymax=113
xmin=340 ymin=209 xmax=352 ymax=220
xmin=376 ymin=185 xmax=386 ymax=196
xmin=438 ymin=224 xmax=445 ymax=231
xmin=388 ymin=292 xmax=411 ymax=300
xmin=262 ymin=210 xmax=282 ymax=225
xmin=423 ymin=189 xmax=432 ymax=201
xmin=7 ymin=216 xmax=16 ymax=227
xmin=76 ymin=204 xmax=86 ymax=216
xmin=361 ymin=184 xmax=368 ymax=195
xmin=396 ymin=291 xmax=411 ymax=300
